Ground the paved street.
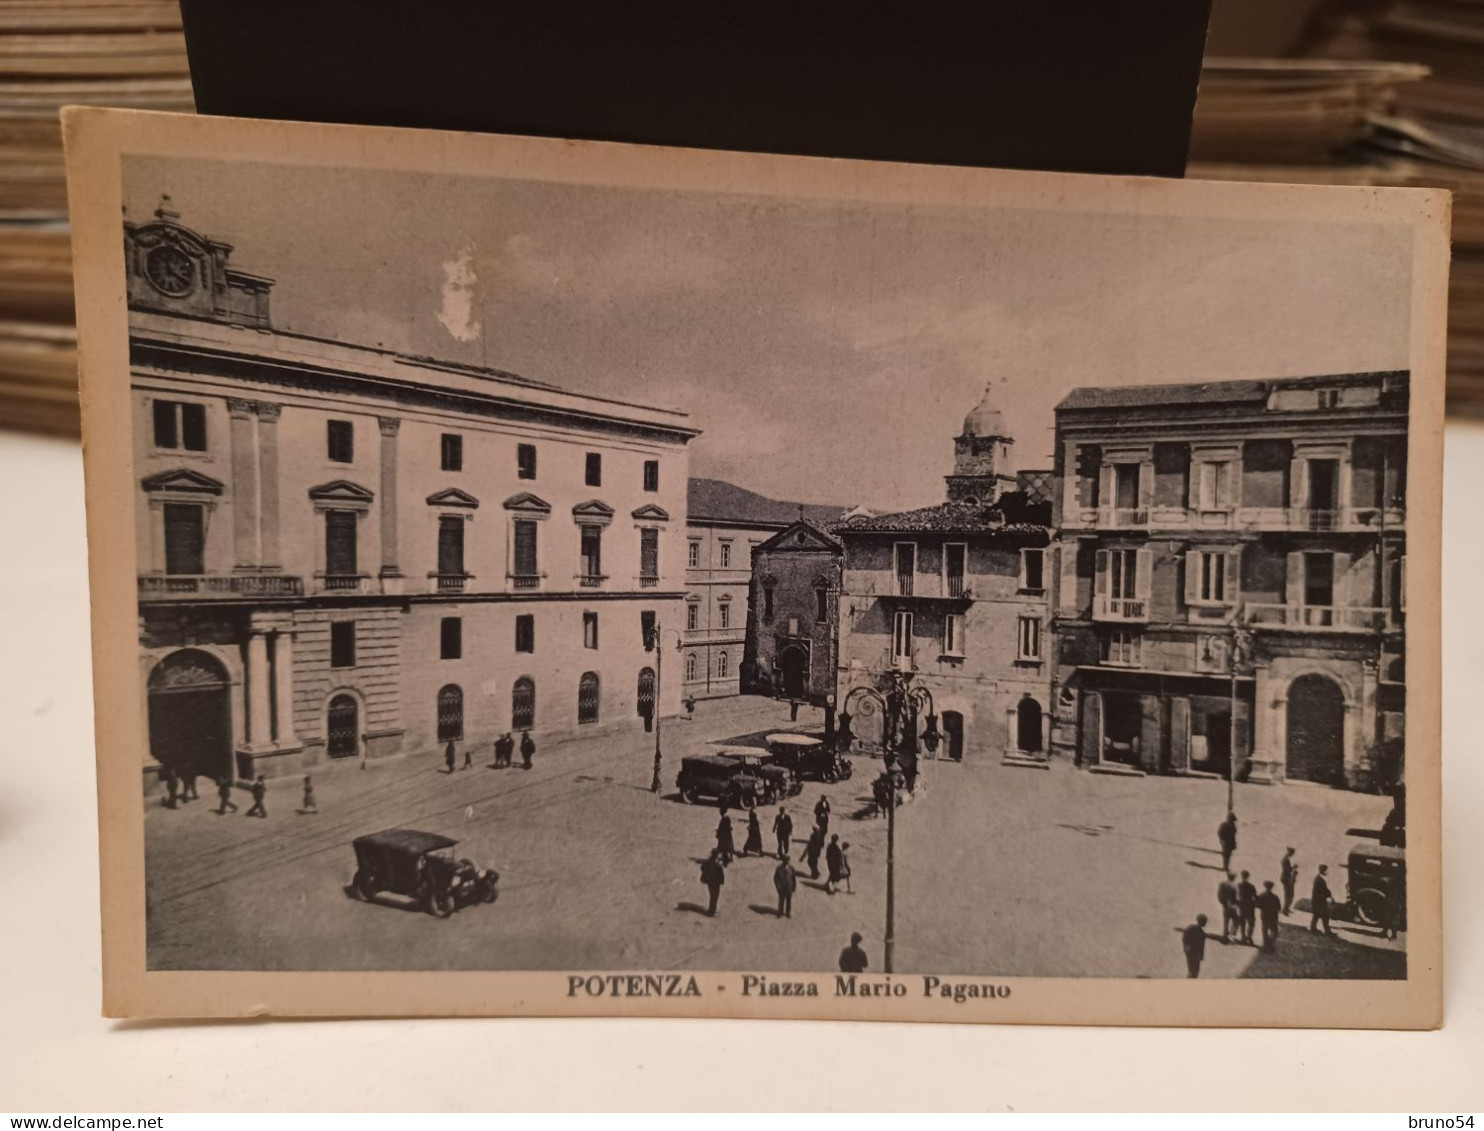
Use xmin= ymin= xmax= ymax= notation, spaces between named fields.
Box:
xmin=146 ymin=696 xmax=1403 ymax=979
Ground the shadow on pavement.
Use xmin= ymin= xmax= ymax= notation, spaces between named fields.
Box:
xmin=675 ymin=902 xmax=712 ymax=916
xmin=710 ymin=724 xmax=824 ymax=749
xmin=1185 ymin=859 xmax=1227 ymax=871
xmin=1236 ymin=922 xmax=1406 ymax=979
xmin=748 ymin=903 xmax=782 ymax=917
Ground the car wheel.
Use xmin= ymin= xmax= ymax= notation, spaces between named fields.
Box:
xmin=482 ymin=882 xmax=500 ymax=904
xmin=681 ymin=787 xmax=699 ymax=805
xmin=1353 ymin=888 xmax=1387 ymax=927
xmin=429 ymin=890 xmax=454 ymax=918
xmin=822 ymin=769 xmax=838 ymax=783
xmin=740 ymin=793 xmax=758 ymax=810
xmin=353 ymin=870 xmax=376 ymax=901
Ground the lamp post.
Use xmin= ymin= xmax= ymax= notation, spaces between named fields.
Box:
xmin=647 ymin=621 xmax=683 ymax=793
xmin=1227 ymin=622 xmax=1253 ymax=814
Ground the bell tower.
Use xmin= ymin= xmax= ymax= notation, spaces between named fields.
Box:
xmin=945 ymin=383 xmax=1016 ymax=504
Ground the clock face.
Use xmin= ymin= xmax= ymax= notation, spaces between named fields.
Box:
xmin=145 ymin=245 xmax=195 ymax=296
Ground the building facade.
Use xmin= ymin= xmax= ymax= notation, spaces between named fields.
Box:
xmin=683 ymin=478 xmax=843 ymax=701
xmin=834 ymin=391 xmax=1054 ymax=761
xmin=131 ymin=202 xmax=696 ymax=783
xmin=1049 ymin=373 xmax=1407 ymax=791
xmin=745 ymin=520 xmax=843 ymax=707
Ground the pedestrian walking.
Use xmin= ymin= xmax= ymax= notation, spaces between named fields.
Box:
xmin=801 ymin=823 xmax=825 ymax=880
xmin=502 ymin=731 xmax=516 ymax=768
xmin=462 ymin=743 xmax=473 ymax=770
xmin=839 ymin=841 xmax=853 ymax=894
xmin=825 ymin=834 xmax=844 ymax=895
xmin=520 ymin=730 xmax=535 ymax=771
xmin=1217 ymin=811 xmax=1238 ymax=873
xmin=215 ymin=776 xmax=237 ymax=815
xmin=774 ymin=857 xmax=797 ymax=918
xmin=1182 ymin=914 xmax=1209 ymax=978
xmin=180 ymin=762 xmax=200 ymax=802
xmin=1237 ymin=870 xmax=1258 ymax=945
xmin=160 ymin=764 xmax=179 ymax=809
xmin=1310 ymin=864 xmax=1335 ymax=935
xmin=700 ymin=850 xmax=726 ymax=917
xmin=839 ymin=932 xmax=869 ymax=973
xmin=1256 ymin=880 xmax=1282 ymax=952
xmin=716 ymin=809 xmax=736 ymax=865
xmin=1280 ymin=847 xmax=1299 ymax=915
xmin=246 ymin=775 xmax=268 ymax=818
xmin=300 ymin=774 xmax=318 ymax=815
xmin=814 ymin=795 xmax=831 ymax=835
xmin=773 ymin=807 xmax=793 ymax=859
xmin=1217 ymin=872 xmax=1239 ymax=942
xmin=444 ymin=739 xmax=457 ymax=774
xmin=743 ymin=809 xmax=764 ymax=857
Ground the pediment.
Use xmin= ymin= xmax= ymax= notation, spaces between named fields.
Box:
xmin=308 ymin=479 xmax=375 ymax=503
xmin=757 ymin=520 xmax=841 ymax=554
xmin=572 ymin=499 xmax=616 ymax=520
xmin=631 ymin=503 xmax=671 ymax=521
xmin=427 ymin=487 xmax=480 ymax=509
xmin=504 ymin=491 xmax=553 ymax=514
xmin=140 ymin=467 xmax=225 ymax=495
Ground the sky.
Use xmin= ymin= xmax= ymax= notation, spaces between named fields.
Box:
xmin=123 ymin=155 xmax=1414 ymax=513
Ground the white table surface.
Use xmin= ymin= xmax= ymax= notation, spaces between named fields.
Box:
xmin=0 ymin=426 xmax=1479 ymax=1113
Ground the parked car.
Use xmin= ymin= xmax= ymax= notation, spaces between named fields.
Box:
xmin=676 ymin=752 xmax=798 ymax=808
xmin=349 ymin=828 xmax=499 ymax=917
xmin=1346 ymin=842 xmax=1405 ymax=928
xmin=765 ymin=732 xmax=853 ymax=783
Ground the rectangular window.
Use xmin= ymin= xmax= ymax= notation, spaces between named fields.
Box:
xmin=641 ymin=610 xmax=656 ymax=651
xmin=580 ymin=524 xmax=603 ymax=581
xmin=324 ymin=510 xmax=358 ymax=576
xmin=1189 ymin=549 xmax=1238 ymax=605
xmin=763 ymin=587 xmax=775 ymax=622
xmin=1020 ymin=547 xmax=1045 ymax=593
xmin=585 ymin=452 xmax=602 ymax=487
xmin=1104 ymin=630 xmax=1141 ymax=666
xmin=583 ymin=611 xmax=599 ymax=649
xmin=1017 ymin=615 xmax=1042 ymax=661
xmin=892 ymin=610 xmax=914 ymax=661
xmin=643 ymin=460 xmax=659 ymax=492
xmin=894 ymin=543 xmax=916 ymax=596
xmin=1317 ymin=388 xmax=1340 ymax=409
xmin=719 ymin=603 xmax=730 ymax=630
xmin=719 ymin=542 xmax=732 ymax=568
xmin=440 ymin=617 xmax=462 ymax=660
xmin=687 ymin=540 xmax=701 ymax=568
xmin=815 ymin=586 xmax=828 ymax=623
xmin=515 ymin=614 xmax=535 ymax=653
xmin=441 ymin=433 xmax=463 ymax=472
xmin=327 ymin=419 xmax=354 ymax=463
xmin=517 ymin=443 xmax=537 ymax=480
xmin=437 ymin=515 xmax=465 ymax=576
xmin=162 ymin=502 xmax=204 ymax=574
xmin=687 ymin=603 xmax=699 ymax=632
xmin=512 ymin=519 xmax=538 ymax=580
xmin=945 ymin=543 xmax=967 ymax=597
xmin=330 ymin=621 xmax=356 ymax=669
xmin=153 ymin=399 xmax=207 ymax=451
xmin=787 ymin=615 xmax=800 ymax=637
xmin=943 ymin=612 xmax=965 ymax=656
xmin=1107 ymin=548 xmax=1137 ymax=598
xmin=1114 ymin=464 xmax=1140 ymax=510
xmin=1304 ymin=551 xmax=1335 ymax=607
xmin=639 ymin=528 xmax=660 ymax=581
xmin=1197 ymin=462 xmax=1231 ymax=509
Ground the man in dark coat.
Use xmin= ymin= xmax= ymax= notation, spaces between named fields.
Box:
xmin=1217 ymin=811 xmax=1238 ymax=873
xmin=444 ymin=740 xmax=457 ymax=774
xmin=814 ymin=795 xmax=831 ymax=836
xmin=1256 ymin=880 xmax=1282 ymax=951
xmin=743 ymin=810 xmax=764 ymax=857
xmin=825 ymin=834 xmax=845 ymax=895
xmin=774 ymin=858 xmax=797 ymax=918
xmin=715 ymin=809 xmax=736 ymax=865
xmin=1279 ymin=847 xmax=1298 ymax=915
xmin=839 ymin=932 xmax=869 ymax=973
xmin=801 ymin=823 xmax=825 ymax=879
xmin=520 ymin=730 xmax=535 ymax=771
xmin=1237 ymin=870 xmax=1258 ymax=945
xmin=160 ymin=764 xmax=179 ymax=809
xmin=462 ymin=742 xmax=473 ymax=770
xmin=1310 ymin=863 xmax=1335 ymax=935
xmin=246 ymin=775 xmax=268 ymax=818
xmin=700 ymin=850 xmax=725 ymax=916
xmin=1217 ymin=873 xmax=1239 ymax=942
xmin=1182 ymin=913 xmax=1209 ymax=978
xmin=215 ymin=776 xmax=237 ymax=815
xmin=773 ymin=807 xmax=793 ymax=859
xmin=180 ymin=762 xmax=199 ymax=802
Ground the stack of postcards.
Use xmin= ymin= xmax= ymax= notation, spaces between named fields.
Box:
xmin=0 ymin=0 xmax=192 ymax=436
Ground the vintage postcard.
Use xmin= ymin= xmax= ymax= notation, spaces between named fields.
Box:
xmin=64 ymin=107 xmax=1446 ymax=1026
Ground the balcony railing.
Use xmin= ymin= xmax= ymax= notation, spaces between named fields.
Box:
xmin=1097 ymin=506 xmax=1149 ymax=528
xmin=319 ymin=573 xmax=368 ymax=593
xmin=846 ymin=573 xmax=973 ymax=602
xmin=946 ymin=573 xmax=967 ymax=598
xmin=139 ymin=573 xmax=304 ymax=599
xmin=577 ymin=573 xmax=608 ymax=588
xmin=1245 ymin=603 xmax=1395 ymax=631
xmin=431 ymin=573 xmax=471 ymax=593
xmin=638 ymin=574 xmax=660 ymax=588
xmin=1067 ymin=503 xmax=1404 ymax=533
xmin=509 ymin=573 xmax=542 ymax=590
xmin=1093 ymin=596 xmax=1149 ymax=622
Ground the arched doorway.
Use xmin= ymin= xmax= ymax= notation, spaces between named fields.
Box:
xmin=437 ymin=684 xmax=464 ymax=743
xmin=326 ymin=693 xmax=359 ymax=759
xmin=147 ymin=649 xmax=232 ymax=781
xmin=777 ymin=645 xmax=808 ymax=700
xmin=1287 ymin=674 xmax=1346 ymax=785
xmin=637 ymin=667 xmax=655 ymax=731
xmin=942 ymin=710 xmax=965 ymax=760
xmin=1016 ymin=697 xmax=1043 ymax=753
xmin=578 ymin=672 xmax=600 ymax=725
xmin=512 ymin=677 xmax=535 ymax=731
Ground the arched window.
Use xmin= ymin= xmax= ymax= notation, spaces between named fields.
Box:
xmin=512 ymin=677 xmax=535 ymax=731
xmin=717 ymin=651 xmax=729 ymax=679
xmin=327 ymin=693 xmax=360 ymax=758
xmin=578 ymin=671 xmax=600 ymax=724
xmin=637 ymin=667 xmax=656 ymax=719
xmin=437 ymin=684 xmax=464 ymax=742
xmin=685 ymin=653 xmax=697 ymax=681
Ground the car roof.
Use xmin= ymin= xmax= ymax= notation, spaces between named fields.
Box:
xmin=767 ymin=733 xmax=824 ymax=746
xmin=682 ymin=754 xmax=742 ymax=768
xmin=1350 ymin=844 xmax=1405 ymax=860
xmin=354 ymin=828 xmax=459 ymax=853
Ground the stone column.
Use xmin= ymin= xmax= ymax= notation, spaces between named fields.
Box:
xmin=1005 ymin=706 xmax=1017 ymax=756
xmin=246 ymin=629 xmax=272 ymax=748
xmin=273 ymin=630 xmax=297 ymax=746
xmin=148 ymin=502 xmax=166 ymax=572
xmin=227 ymin=398 xmax=260 ymax=570
xmin=257 ymin=402 xmax=282 ymax=569
xmin=377 ymin=416 xmax=402 ymax=589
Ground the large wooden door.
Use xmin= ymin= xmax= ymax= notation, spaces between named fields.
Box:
xmin=1287 ymin=674 xmax=1345 ymax=784
xmin=147 ymin=650 xmax=232 ymax=779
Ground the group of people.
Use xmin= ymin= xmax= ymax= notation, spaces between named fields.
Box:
xmin=159 ymin=764 xmax=282 ymax=819
xmin=700 ymin=796 xmax=853 ymax=918
xmin=445 ymin=730 xmax=536 ymax=773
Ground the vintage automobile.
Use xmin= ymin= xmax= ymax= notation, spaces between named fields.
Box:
xmin=764 ymin=732 xmax=853 ymax=783
xmin=1346 ymin=842 xmax=1405 ymax=928
xmin=676 ymin=752 xmax=798 ymax=808
xmin=349 ymin=828 xmax=499 ymax=917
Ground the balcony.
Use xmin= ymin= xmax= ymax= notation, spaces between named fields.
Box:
xmin=576 ymin=573 xmax=608 ymax=589
xmin=319 ymin=573 xmax=369 ymax=594
xmin=1065 ymin=504 xmax=1404 ymax=533
xmin=637 ymin=575 xmax=660 ymax=589
xmin=509 ymin=573 xmax=542 ymax=591
xmin=847 ymin=573 xmax=973 ymax=603
xmin=138 ymin=573 xmax=304 ymax=600
xmin=1092 ymin=596 xmax=1149 ymax=622
xmin=430 ymin=573 xmax=472 ymax=593
xmin=1245 ymin=604 xmax=1396 ymax=631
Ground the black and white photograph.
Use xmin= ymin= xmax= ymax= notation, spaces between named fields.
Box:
xmin=64 ymin=108 xmax=1445 ymax=1026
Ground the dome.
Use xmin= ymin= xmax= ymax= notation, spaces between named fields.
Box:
xmin=961 ymin=384 xmax=1009 ymax=438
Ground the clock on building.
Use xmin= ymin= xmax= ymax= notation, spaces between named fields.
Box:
xmin=145 ymin=245 xmax=195 ymax=296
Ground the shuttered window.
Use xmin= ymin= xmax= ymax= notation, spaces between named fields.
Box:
xmin=513 ymin=519 xmax=538 ymax=577
xmin=437 ymin=516 xmax=465 ymax=576
xmin=639 ymin=528 xmax=659 ymax=580
xmin=325 ymin=511 xmax=358 ymax=576
xmin=162 ymin=503 xmax=204 ymax=575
